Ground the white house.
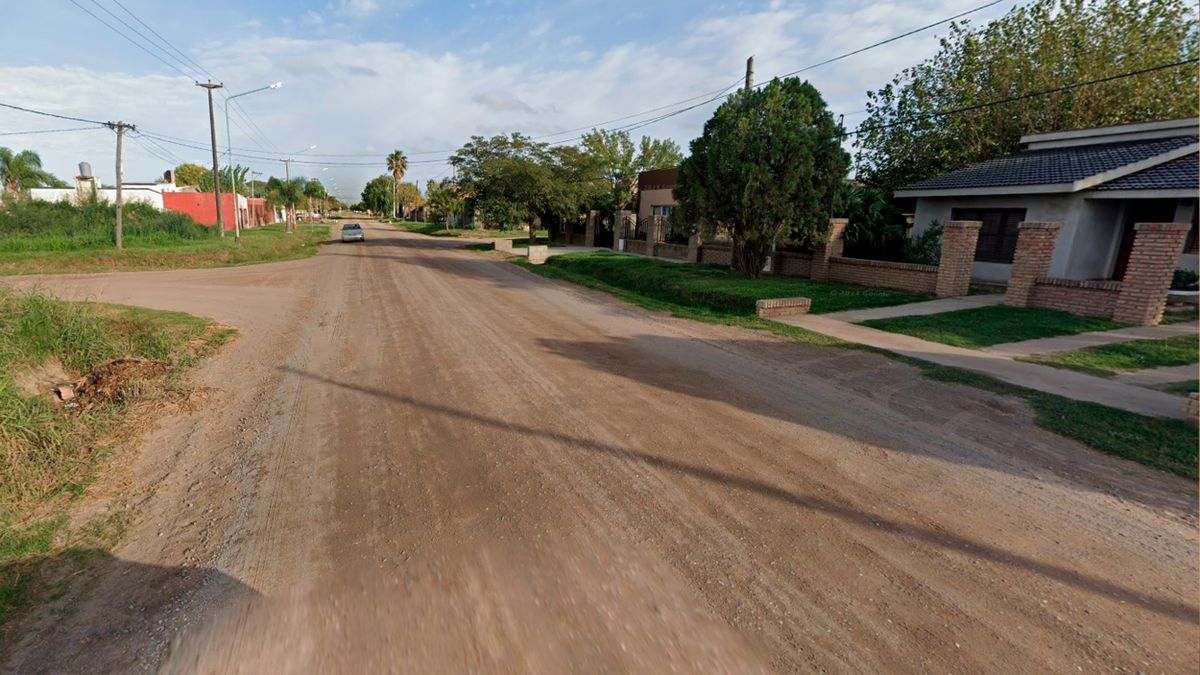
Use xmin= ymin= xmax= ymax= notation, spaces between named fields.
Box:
xmin=29 ymin=169 xmax=184 ymax=210
xmin=896 ymin=118 xmax=1199 ymax=283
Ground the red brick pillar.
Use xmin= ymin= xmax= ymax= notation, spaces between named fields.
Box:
xmin=1004 ymin=222 xmax=1061 ymax=307
xmin=1113 ymin=222 xmax=1191 ymax=326
xmin=810 ymin=218 xmax=848 ymax=280
xmin=935 ymin=220 xmax=981 ymax=297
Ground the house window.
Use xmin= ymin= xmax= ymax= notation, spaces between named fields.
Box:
xmin=652 ymin=205 xmax=672 ymax=217
xmin=952 ymin=207 xmax=1026 ymax=263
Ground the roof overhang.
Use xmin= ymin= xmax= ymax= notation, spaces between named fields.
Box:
xmin=895 ymin=143 xmax=1198 ymax=199
xmin=1082 ymin=188 xmax=1198 ymax=199
xmin=1022 ymin=117 xmax=1200 ymax=149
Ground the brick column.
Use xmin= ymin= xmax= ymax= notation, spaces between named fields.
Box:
xmin=614 ymin=210 xmax=632 ymax=251
xmin=584 ymin=210 xmax=598 ymax=247
xmin=1113 ymin=222 xmax=1192 ymax=326
xmin=1004 ymin=222 xmax=1061 ymax=307
xmin=645 ymin=216 xmax=661 ymax=245
xmin=935 ymin=220 xmax=981 ymax=297
xmin=687 ymin=233 xmax=701 ymax=262
xmin=810 ymin=218 xmax=848 ymax=281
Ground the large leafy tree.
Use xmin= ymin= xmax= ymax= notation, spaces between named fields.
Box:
xmin=304 ymin=179 xmax=327 ymax=216
xmin=199 ymin=165 xmax=249 ymax=194
xmin=395 ymin=182 xmax=423 ymax=215
xmin=1 ymin=148 xmax=63 ymax=198
xmin=173 ymin=163 xmax=208 ymax=188
xmin=361 ymin=174 xmax=395 ymax=216
xmin=579 ymin=130 xmax=684 ymax=212
xmin=425 ymin=178 xmax=464 ymax=223
xmin=675 ymin=78 xmax=849 ymax=278
xmin=856 ymin=0 xmax=1199 ymax=194
xmin=386 ymin=150 xmax=408 ymax=218
xmin=265 ymin=176 xmax=307 ymax=231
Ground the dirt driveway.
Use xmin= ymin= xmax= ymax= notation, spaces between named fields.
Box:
xmin=3 ymin=220 xmax=1197 ymax=673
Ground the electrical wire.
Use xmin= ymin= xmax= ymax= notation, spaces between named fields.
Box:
xmin=0 ymin=101 xmax=110 ymax=126
xmin=67 ymin=0 xmax=193 ymax=79
xmin=0 ymin=126 xmax=107 ymax=136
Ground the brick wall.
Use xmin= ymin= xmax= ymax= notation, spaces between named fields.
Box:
xmin=810 ymin=218 xmax=849 ymax=280
xmin=1028 ymin=278 xmax=1121 ymax=318
xmin=699 ymin=244 xmax=732 ymax=266
xmin=1005 ymin=222 xmax=1062 ymax=307
xmin=624 ymin=239 xmax=651 ymax=256
xmin=1113 ymin=222 xmax=1192 ymax=325
xmin=828 ymin=257 xmax=938 ymax=294
xmin=773 ymin=251 xmax=812 ymax=277
xmin=654 ymin=242 xmax=690 ymax=260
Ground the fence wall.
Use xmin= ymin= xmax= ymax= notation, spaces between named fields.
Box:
xmin=1027 ymin=278 xmax=1121 ymax=318
xmin=828 ymin=257 xmax=939 ymax=294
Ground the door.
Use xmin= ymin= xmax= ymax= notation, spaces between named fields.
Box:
xmin=1111 ymin=200 xmax=1177 ymax=280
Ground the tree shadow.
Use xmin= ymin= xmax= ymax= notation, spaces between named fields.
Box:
xmin=1 ymin=548 xmax=258 ymax=672
xmin=279 ymin=364 xmax=1198 ymax=623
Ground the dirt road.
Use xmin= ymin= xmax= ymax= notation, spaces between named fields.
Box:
xmin=3 ymin=220 xmax=1197 ymax=673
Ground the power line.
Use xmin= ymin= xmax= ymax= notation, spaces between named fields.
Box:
xmin=86 ymin=0 xmax=200 ymax=79
xmin=67 ymin=0 xmax=193 ymax=79
xmin=0 ymin=101 xmax=109 ymax=126
xmin=109 ymin=0 xmax=220 ymax=82
xmin=843 ymin=57 xmax=1200 ymax=138
xmin=0 ymin=126 xmax=107 ymax=137
xmin=763 ymin=0 xmax=1009 ymax=84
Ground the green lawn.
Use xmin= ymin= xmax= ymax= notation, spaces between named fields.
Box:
xmin=1161 ymin=308 xmax=1199 ymax=324
xmin=861 ymin=305 xmax=1125 ymax=348
xmin=1020 ymin=334 xmax=1199 ymax=377
xmin=524 ymin=252 xmax=930 ymax=315
xmin=392 ymin=221 xmax=549 ymax=240
xmin=0 ymin=289 xmax=233 ymax=621
xmin=0 ymin=224 xmax=329 ymax=276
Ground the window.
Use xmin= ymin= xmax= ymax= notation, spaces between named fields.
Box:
xmin=652 ymin=205 xmax=672 ymax=217
xmin=951 ymin=207 xmax=1026 ymax=263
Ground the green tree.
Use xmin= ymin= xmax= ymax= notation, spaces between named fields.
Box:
xmin=387 ymin=150 xmax=408 ymax=218
xmin=579 ymin=130 xmax=683 ymax=212
xmin=1 ymin=147 xmax=62 ymax=198
xmin=304 ymin=178 xmax=327 ymax=216
xmin=173 ymin=163 xmax=208 ymax=188
xmin=425 ymin=178 xmax=464 ymax=224
xmin=856 ymin=0 xmax=1199 ymax=194
xmin=395 ymin=182 xmax=423 ymax=216
xmin=265 ymin=176 xmax=306 ymax=231
xmin=199 ymin=165 xmax=249 ymax=194
xmin=361 ymin=175 xmax=395 ymax=216
xmin=675 ymin=78 xmax=849 ymax=278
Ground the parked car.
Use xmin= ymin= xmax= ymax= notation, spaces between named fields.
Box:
xmin=340 ymin=223 xmax=365 ymax=242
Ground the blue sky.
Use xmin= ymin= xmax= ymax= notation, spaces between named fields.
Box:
xmin=2 ymin=0 xmax=1017 ymax=201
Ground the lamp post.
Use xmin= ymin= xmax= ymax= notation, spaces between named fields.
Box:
xmin=225 ymin=81 xmax=282 ymax=242
xmin=280 ymin=145 xmax=316 ymax=232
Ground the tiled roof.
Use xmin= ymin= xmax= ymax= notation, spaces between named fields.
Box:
xmin=1091 ymin=152 xmax=1198 ymax=191
xmin=899 ymin=136 xmax=1197 ymax=191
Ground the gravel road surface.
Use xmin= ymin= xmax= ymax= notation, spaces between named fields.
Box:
xmin=3 ymin=220 xmax=1196 ymax=673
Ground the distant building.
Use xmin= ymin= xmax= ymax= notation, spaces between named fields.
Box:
xmin=29 ymin=167 xmax=184 ymax=209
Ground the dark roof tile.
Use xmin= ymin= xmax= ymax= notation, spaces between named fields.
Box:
xmin=1091 ymin=152 xmax=1198 ymax=190
xmin=900 ymin=136 xmax=1197 ymax=191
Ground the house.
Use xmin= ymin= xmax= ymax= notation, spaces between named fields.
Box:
xmin=635 ymin=167 xmax=678 ymax=224
xmin=30 ymin=168 xmax=185 ymax=210
xmin=162 ymin=192 xmax=274 ymax=229
xmin=895 ymin=118 xmax=1199 ymax=283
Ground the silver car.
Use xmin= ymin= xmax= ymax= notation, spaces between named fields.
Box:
xmin=340 ymin=223 xmax=365 ymax=242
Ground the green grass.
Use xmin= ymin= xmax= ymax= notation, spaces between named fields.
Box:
xmin=1161 ymin=308 xmax=1199 ymax=324
xmin=518 ymin=255 xmax=1197 ymax=479
xmin=861 ymin=305 xmax=1126 ymax=349
xmin=525 ymin=252 xmax=930 ymax=315
xmin=0 ymin=289 xmax=232 ymax=621
xmin=1158 ymin=379 xmax=1199 ymax=395
xmin=1020 ymin=334 xmax=1199 ymax=377
xmin=393 ymin=221 xmax=551 ymax=240
xmin=0 ymin=224 xmax=329 ymax=276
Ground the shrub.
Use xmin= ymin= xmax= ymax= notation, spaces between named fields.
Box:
xmin=1171 ymin=269 xmax=1198 ymax=291
xmin=902 ymin=220 xmax=943 ymax=266
xmin=0 ymin=199 xmax=212 ymax=252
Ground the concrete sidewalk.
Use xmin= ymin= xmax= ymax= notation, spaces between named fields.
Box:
xmin=1115 ymin=364 xmax=1198 ymax=387
xmin=824 ymin=294 xmax=1004 ymax=322
xmin=776 ymin=314 xmax=1188 ymax=419
xmin=986 ymin=322 xmax=1199 ymax=357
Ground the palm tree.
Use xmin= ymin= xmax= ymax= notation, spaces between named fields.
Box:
xmin=265 ymin=176 xmax=307 ymax=232
xmin=0 ymin=147 xmax=59 ymax=198
xmin=386 ymin=150 xmax=407 ymax=219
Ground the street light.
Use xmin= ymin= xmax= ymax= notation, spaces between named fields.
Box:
xmin=224 ymin=81 xmax=282 ymax=241
xmin=280 ymin=145 xmax=316 ymax=232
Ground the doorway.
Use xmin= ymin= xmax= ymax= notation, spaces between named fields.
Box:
xmin=1111 ymin=199 xmax=1177 ymax=280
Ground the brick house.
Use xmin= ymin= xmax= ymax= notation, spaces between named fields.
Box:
xmin=895 ymin=118 xmax=1199 ymax=284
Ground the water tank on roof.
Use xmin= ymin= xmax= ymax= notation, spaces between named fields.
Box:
xmin=79 ymin=162 xmax=92 ymax=178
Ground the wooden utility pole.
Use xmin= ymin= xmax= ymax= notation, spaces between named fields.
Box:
xmin=282 ymin=158 xmax=294 ymax=232
xmin=110 ymin=121 xmax=135 ymax=250
xmin=196 ymin=81 xmax=226 ymax=235
xmin=745 ymin=55 xmax=754 ymax=91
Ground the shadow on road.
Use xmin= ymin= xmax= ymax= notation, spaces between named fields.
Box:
xmin=280 ymin=364 xmax=1198 ymax=623
xmin=1 ymin=547 xmax=258 ymax=672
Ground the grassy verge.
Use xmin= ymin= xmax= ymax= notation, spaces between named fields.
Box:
xmin=392 ymin=221 xmax=551 ymax=240
xmin=517 ymin=256 xmax=1197 ymax=478
xmin=0 ymin=289 xmax=234 ymax=622
xmin=1161 ymin=308 xmax=1199 ymax=324
xmin=526 ymin=252 xmax=930 ymax=314
xmin=1019 ymin=334 xmax=1198 ymax=377
xmin=465 ymin=236 xmax=558 ymax=251
xmin=0 ymin=224 xmax=329 ymax=276
xmin=861 ymin=305 xmax=1126 ymax=348
xmin=1157 ymin=379 xmax=1199 ymax=395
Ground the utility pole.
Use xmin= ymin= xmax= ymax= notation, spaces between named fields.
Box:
xmin=110 ymin=121 xmax=135 ymax=250
xmin=745 ymin=55 xmax=754 ymax=91
xmin=282 ymin=158 xmax=293 ymax=233
xmin=196 ymin=81 xmax=225 ymax=236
